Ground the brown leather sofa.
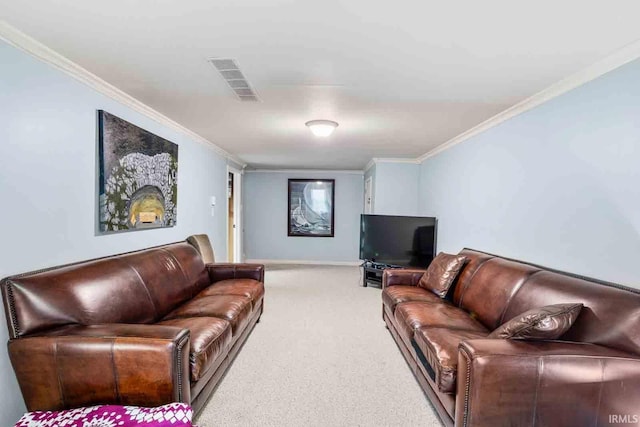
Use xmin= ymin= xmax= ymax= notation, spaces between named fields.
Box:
xmin=1 ymin=238 xmax=264 ymax=415
xmin=382 ymin=248 xmax=640 ymax=427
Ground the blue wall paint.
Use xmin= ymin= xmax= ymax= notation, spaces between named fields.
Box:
xmin=0 ymin=41 xmax=230 ymax=424
xmin=373 ymin=162 xmax=419 ymax=215
xmin=243 ymin=171 xmax=363 ymax=262
xmin=419 ymin=58 xmax=640 ymax=287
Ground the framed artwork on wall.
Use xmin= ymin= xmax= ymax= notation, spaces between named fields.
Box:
xmin=98 ymin=110 xmax=178 ymax=233
xmin=288 ymin=179 xmax=335 ymax=237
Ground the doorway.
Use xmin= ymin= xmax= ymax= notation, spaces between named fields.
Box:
xmin=227 ymin=166 xmax=242 ymax=262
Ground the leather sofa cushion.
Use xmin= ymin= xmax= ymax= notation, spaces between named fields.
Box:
xmin=414 ymin=327 xmax=488 ymax=393
xmin=382 ymin=286 xmax=441 ymax=312
xmin=157 ymin=317 xmax=232 ymax=381
xmin=457 ymin=258 xmax=539 ymax=330
xmin=163 ymin=295 xmax=252 ymax=335
xmin=489 ymin=303 xmax=583 ymax=340
xmin=2 ymin=243 xmax=210 ymax=338
xmin=502 ymin=270 xmax=640 ymax=355
xmin=196 ymin=279 xmax=264 ymax=309
xmin=394 ymin=301 xmax=488 ymax=342
xmin=418 ymin=252 xmax=467 ymax=298
xmin=452 ymin=250 xmax=496 ymax=306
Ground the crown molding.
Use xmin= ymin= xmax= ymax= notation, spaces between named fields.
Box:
xmin=0 ymin=20 xmax=246 ymax=166
xmin=5 ymin=20 xmax=638 ymax=170
xmin=245 ymin=169 xmax=364 ymax=175
xmin=364 ymin=159 xmax=376 ymax=173
xmin=363 ymin=157 xmax=420 ymax=172
xmin=417 ymin=38 xmax=640 ymax=163
xmin=226 ymin=157 xmax=247 ymax=171
xmin=374 ymin=157 xmax=421 ymax=164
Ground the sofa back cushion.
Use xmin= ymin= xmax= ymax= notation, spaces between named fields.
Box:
xmin=452 ymin=249 xmax=496 ymax=305
xmin=453 ymin=249 xmax=640 ymax=355
xmin=125 ymin=244 xmax=209 ymax=318
xmin=2 ymin=242 xmax=208 ymax=338
xmin=457 ymin=257 xmax=540 ymax=330
xmin=503 ymin=271 xmax=640 ymax=355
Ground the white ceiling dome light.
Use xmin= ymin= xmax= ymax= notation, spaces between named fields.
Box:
xmin=305 ymin=120 xmax=339 ymax=137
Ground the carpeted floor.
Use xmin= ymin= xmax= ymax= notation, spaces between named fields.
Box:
xmin=195 ymin=264 xmax=443 ymax=427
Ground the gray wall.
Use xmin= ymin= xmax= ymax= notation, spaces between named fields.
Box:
xmin=243 ymin=171 xmax=363 ymax=262
xmin=0 ymin=41 xmax=230 ymax=424
xmin=373 ymin=162 xmax=419 ymax=215
xmin=418 ymin=57 xmax=640 ymax=287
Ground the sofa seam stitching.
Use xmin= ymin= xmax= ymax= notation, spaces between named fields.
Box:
xmin=497 ymin=269 xmax=542 ymax=326
xmin=120 ymin=258 xmax=159 ymax=320
xmin=460 ymin=346 xmax=473 ymax=427
xmin=159 ymin=248 xmax=191 ymax=294
xmin=478 ymin=352 xmax=639 ymax=361
xmin=53 ymin=340 xmax=66 ymax=409
xmin=457 ymin=256 xmax=495 ymax=308
xmin=4 ymin=280 xmax=20 ymax=338
xmin=532 ymin=357 xmax=542 ymax=426
xmin=176 ymin=333 xmax=189 ymax=402
xmin=594 ymin=359 xmax=605 ymax=427
xmin=110 ymin=338 xmax=121 ymax=404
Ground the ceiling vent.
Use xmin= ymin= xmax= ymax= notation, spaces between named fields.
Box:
xmin=208 ymin=58 xmax=260 ymax=102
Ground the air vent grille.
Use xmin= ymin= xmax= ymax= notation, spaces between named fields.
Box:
xmin=210 ymin=58 xmax=237 ymax=71
xmin=228 ymin=80 xmax=249 ymax=89
xmin=220 ymin=70 xmax=244 ymax=80
xmin=208 ymin=58 xmax=260 ymax=102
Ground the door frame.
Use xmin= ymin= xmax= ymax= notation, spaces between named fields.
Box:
xmin=226 ymin=165 xmax=243 ymax=262
xmin=364 ymin=176 xmax=373 ymax=214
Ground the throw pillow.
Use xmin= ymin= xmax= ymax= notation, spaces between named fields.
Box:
xmin=489 ymin=303 xmax=583 ymax=340
xmin=14 ymin=403 xmax=193 ymax=427
xmin=418 ymin=252 xmax=467 ymax=298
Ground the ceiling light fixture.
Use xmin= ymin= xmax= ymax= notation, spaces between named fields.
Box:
xmin=305 ymin=120 xmax=339 ymax=137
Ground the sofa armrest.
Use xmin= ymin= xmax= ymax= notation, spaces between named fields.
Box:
xmin=8 ymin=324 xmax=191 ymax=411
xmin=207 ymin=263 xmax=264 ymax=283
xmin=382 ymin=269 xmax=426 ymax=288
xmin=456 ymin=339 xmax=640 ymax=427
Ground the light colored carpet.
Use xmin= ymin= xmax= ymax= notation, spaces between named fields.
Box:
xmin=196 ymin=264 xmax=443 ymax=427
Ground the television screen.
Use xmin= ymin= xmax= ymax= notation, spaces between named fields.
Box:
xmin=359 ymin=214 xmax=437 ymax=268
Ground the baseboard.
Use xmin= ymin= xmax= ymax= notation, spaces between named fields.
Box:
xmin=246 ymin=259 xmax=361 ymax=266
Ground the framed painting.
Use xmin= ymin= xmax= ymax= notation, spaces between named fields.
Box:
xmin=98 ymin=110 xmax=178 ymax=233
xmin=288 ymin=179 xmax=335 ymax=237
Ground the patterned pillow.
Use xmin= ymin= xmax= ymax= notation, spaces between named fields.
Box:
xmin=489 ymin=303 xmax=583 ymax=340
xmin=14 ymin=403 xmax=193 ymax=427
xmin=418 ymin=252 xmax=467 ymax=298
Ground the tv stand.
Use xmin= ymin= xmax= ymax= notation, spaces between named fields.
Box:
xmin=361 ymin=261 xmax=402 ymax=287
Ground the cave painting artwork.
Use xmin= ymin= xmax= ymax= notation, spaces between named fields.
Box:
xmin=98 ymin=110 xmax=178 ymax=233
xmin=288 ymin=179 xmax=335 ymax=237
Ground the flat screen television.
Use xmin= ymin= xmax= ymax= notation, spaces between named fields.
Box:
xmin=359 ymin=214 xmax=437 ymax=268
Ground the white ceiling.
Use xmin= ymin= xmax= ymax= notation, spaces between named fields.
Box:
xmin=2 ymin=1 xmax=640 ymax=169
